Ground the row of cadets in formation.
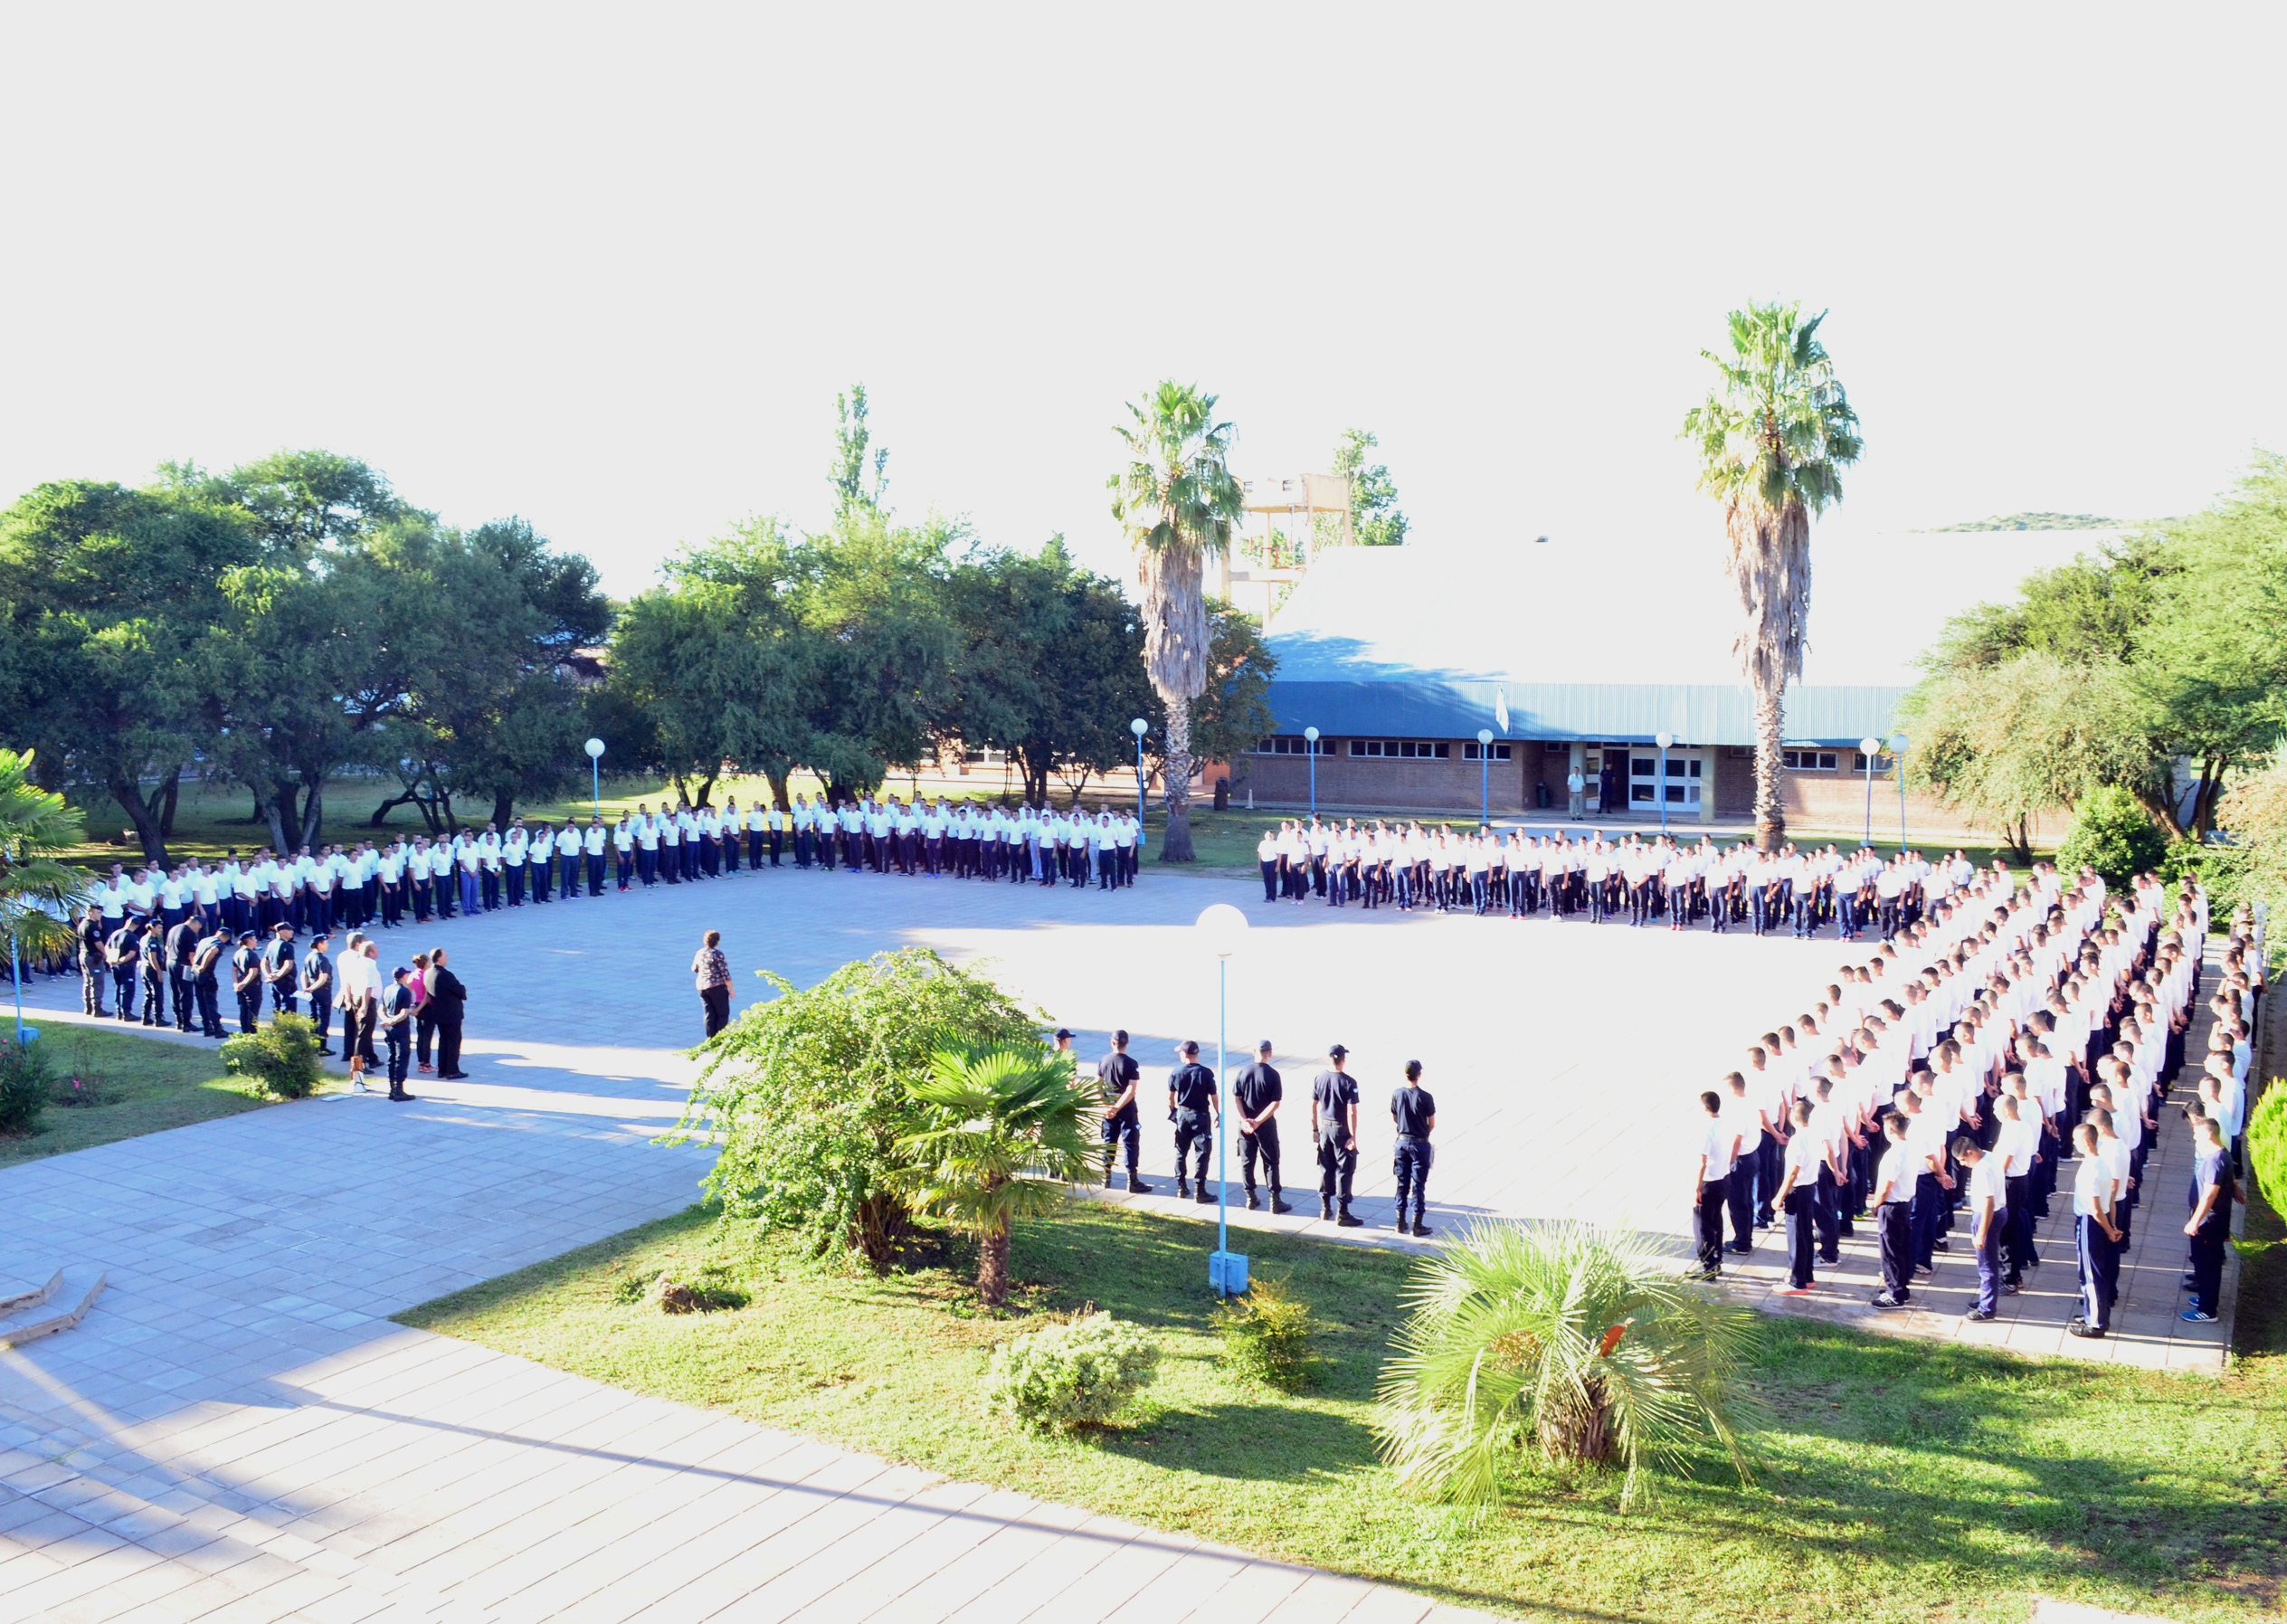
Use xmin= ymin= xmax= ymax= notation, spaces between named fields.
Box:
xmin=58 ymin=793 xmax=1151 ymax=956
xmin=1693 ymin=862 xmax=2255 ymax=1334
xmin=783 ymin=794 xmax=1145 ymax=889
xmin=1256 ymin=816 xmax=1965 ymax=937
xmin=1077 ymin=1030 xmax=1439 ymax=1236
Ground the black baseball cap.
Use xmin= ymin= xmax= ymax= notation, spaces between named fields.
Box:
xmin=1054 ymin=1027 xmax=1074 ymax=1040
xmin=1328 ymin=1042 xmax=1349 ymax=1058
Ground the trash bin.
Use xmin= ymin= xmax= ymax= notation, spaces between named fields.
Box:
xmin=1534 ymin=779 xmax=1551 ymax=810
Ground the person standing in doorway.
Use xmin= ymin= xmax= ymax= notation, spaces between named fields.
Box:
xmin=693 ymin=929 xmax=733 ymax=1039
xmin=1567 ymin=765 xmax=1587 ymax=821
xmin=427 ymin=948 xmax=469 ymax=1080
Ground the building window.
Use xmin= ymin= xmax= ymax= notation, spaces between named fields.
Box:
xmin=963 ymin=746 xmax=1008 ymax=765
xmin=1544 ymin=741 xmax=1570 ymax=754
xmin=1462 ymin=741 xmax=1513 ymax=761
xmin=1254 ymin=736 xmax=1329 ymax=755
xmin=1346 ymin=739 xmax=1451 ymax=759
xmin=1782 ymin=749 xmax=1840 ymax=771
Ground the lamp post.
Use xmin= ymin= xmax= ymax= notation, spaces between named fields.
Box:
xmin=1303 ymin=727 xmax=1320 ymax=817
xmin=584 ymin=736 xmax=605 ymax=817
xmin=1195 ymin=903 xmax=1250 ymax=1297
xmin=9 ymin=921 xmax=32 ymax=1048
xmin=1130 ymin=717 xmax=1148 ymax=825
xmin=1655 ymin=732 xmax=1675 ymax=834
xmin=1476 ymin=729 xmax=1494 ymax=825
xmin=1890 ymin=733 xmax=1910 ymax=848
xmin=1859 ymin=737 xmax=1881 ymax=848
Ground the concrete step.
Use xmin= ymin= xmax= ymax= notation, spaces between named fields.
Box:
xmin=0 ymin=1269 xmax=106 ymax=1350
xmin=0 ymin=1268 xmax=62 ymax=1315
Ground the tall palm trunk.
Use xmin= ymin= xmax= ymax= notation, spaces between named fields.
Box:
xmin=979 ymin=1213 xmax=1011 ymax=1309
xmin=1753 ymin=684 xmax=1786 ymax=852
xmin=1161 ymin=702 xmax=1194 ymax=862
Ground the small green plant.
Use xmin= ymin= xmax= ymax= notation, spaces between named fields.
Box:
xmin=2247 ymin=1082 xmax=2286 ymax=1217
xmin=1215 ymin=1277 xmax=1316 ymax=1391
xmin=982 ymin=1310 xmax=1159 ymax=1431
xmin=221 ymin=1011 xmax=325 ymax=1100
xmin=0 ymin=1037 xmax=52 ymax=1136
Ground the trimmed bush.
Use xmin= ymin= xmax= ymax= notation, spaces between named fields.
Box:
xmin=1215 ymin=1277 xmax=1316 ymax=1391
xmin=983 ymin=1311 xmax=1159 ymax=1431
xmin=2056 ymin=786 xmax=2168 ymax=892
xmin=221 ymin=1011 xmax=325 ymax=1099
xmin=2248 ymin=1084 xmax=2286 ymax=1217
xmin=0 ymin=1037 xmax=52 ymax=1136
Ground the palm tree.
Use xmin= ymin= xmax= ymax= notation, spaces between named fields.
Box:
xmin=0 ymin=749 xmax=87 ymax=959
xmin=892 ymin=1044 xmax=1099 ymax=1308
xmin=1682 ymin=303 xmax=1862 ymax=851
xmin=1109 ymin=382 xmax=1245 ymax=863
xmin=1375 ymin=1220 xmax=1756 ymax=1515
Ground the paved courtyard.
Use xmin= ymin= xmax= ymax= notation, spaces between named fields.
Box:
xmin=0 ymin=859 xmax=2244 ymax=1620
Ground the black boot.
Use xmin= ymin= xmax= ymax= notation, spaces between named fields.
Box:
xmin=1176 ymin=1180 xmax=1191 ymax=1199
xmin=1126 ymin=1175 xmax=1152 ymax=1194
xmin=1411 ymin=1218 xmax=1434 ymax=1238
xmin=1336 ymin=1204 xmax=1362 ymax=1228
xmin=1245 ymin=1192 xmax=1260 ymax=1211
xmin=1271 ymin=1192 xmax=1292 ymax=1215
xmin=1194 ymin=1186 xmax=1214 ymax=1204
xmin=1320 ymin=1197 xmax=1334 ymax=1220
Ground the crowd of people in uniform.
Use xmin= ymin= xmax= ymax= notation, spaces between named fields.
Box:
xmin=1691 ymin=859 xmax=2258 ymax=1337
xmin=35 ymin=792 xmax=1148 ymax=987
xmin=1075 ymin=1029 xmax=1439 ymax=1237
xmin=1257 ymin=817 xmax=1973 ymax=939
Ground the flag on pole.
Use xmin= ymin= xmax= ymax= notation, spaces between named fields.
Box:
xmin=1495 ymin=689 xmax=1510 ymax=735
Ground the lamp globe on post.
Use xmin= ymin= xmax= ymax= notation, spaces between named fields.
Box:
xmin=1195 ymin=902 xmax=1250 ymax=1297
xmin=1859 ymin=736 xmax=1881 ymax=847
xmin=1655 ymin=732 xmax=1675 ymax=834
xmin=1130 ymin=717 xmax=1148 ymax=827
xmin=1302 ymin=727 xmax=1320 ymax=818
xmin=584 ymin=736 xmax=606 ymax=817
xmin=1889 ymin=733 xmax=1910 ymax=848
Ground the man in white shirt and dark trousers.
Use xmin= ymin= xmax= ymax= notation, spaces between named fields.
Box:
xmin=1690 ymin=1090 xmax=1732 ymax=1279
xmin=2070 ymin=1121 xmax=2121 ymax=1337
xmin=1771 ymin=1098 xmax=1821 ymax=1292
xmin=1869 ymin=1115 xmax=1914 ymax=1307
xmin=1958 ymin=1140 xmax=2007 ymax=1320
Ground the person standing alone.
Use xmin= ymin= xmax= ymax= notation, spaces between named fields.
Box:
xmin=1390 ymin=1060 xmax=1437 ymax=1237
xmin=426 ymin=949 xmax=469 ymax=1080
xmin=693 ymin=929 xmax=733 ymax=1039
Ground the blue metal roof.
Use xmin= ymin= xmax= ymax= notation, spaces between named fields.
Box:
xmin=1265 ymin=677 xmax=1908 ymax=747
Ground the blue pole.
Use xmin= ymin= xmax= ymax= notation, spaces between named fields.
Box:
xmin=9 ymin=927 xmax=24 ymax=1048
xmin=1480 ymin=750 xmax=1489 ymax=825
xmin=592 ymin=756 xmax=601 ymax=818
xmin=1136 ymin=736 xmax=1145 ymax=824
xmin=1897 ymin=756 xmax=1907 ymax=848
xmin=1864 ymin=756 xmax=1874 ymax=846
xmin=1308 ymin=746 xmax=1316 ymax=818
xmin=1659 ymin=744 xmax=1669 ymax=834
xmin=1216 ymin=954 xmax=1228 ymax=1287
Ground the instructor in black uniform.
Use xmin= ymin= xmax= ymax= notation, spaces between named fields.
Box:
xmin=1311 ymin=1043 xmax=1362 ymax=1227
xmin=1096 ymin=1030 xmax=1148 ymax=1193
xmin=1390 ymin=1060 xmax=1437 ymax=1237
xmin=1169 ymin=1040 xmax=1217 ymax=1202
xmin=1234 ymin=1040 xmax=1290 ymax=1212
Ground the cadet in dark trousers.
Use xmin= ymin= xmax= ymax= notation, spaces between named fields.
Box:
xmin=230 ymin=932 xmax=264 ymax=1034
xmin=78 ymin=907 xmax=109 ymax=1016
xmin=300 ymin=935 xmax=336 ymax=1057
xmin=166 ymin=915 xmax=201 ymax=1032
xmin=1096 ymin=1030 xmax=1148 ymax=1192
xmin=138 ymin=922 xmax=167 ymax=1026
xmin=193 ymin=927 xmax=228 ymax=1038
xmin=2182 ymin=1114 xmax=2232 ymax=1323
xmin=1771 ymin=1098 xmax=1821 ymax=1292
xmin=1691 ymin=1090 xmax=1730 ymax=1277
xmin=1870 ymin=1116 xmax=1915 ymax=1307
xmin=427 ymin=948 xmax=469 ymax=1079
xmin=1169 ymin=1040 xmax=1217 ymax=1201
xmin=1311 ymin=1044 xmax=1362 ymax=1227
xmin=377 ymin=966 xmax=418 ymax=1102
xmin=1234 ymin=1040 xmax=1290 ymax=1213
xmin=107 ymin=919 xmax=140 ymax=1022
xmin=1390 ymin=1060 xmax=1437 ymax=1237
xmin=262 ymin=924 xmax=299 ymax=1021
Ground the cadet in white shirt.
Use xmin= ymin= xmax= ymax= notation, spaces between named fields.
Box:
xmin=1958 ymin=1140 xmax=2007 ymax=1319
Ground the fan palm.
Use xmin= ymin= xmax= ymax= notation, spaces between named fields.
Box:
xmin=0 ymin=748 xmax=88 ymax=964
xmin=1109 ymin=381 xmax=1245 ymax=863
xmin=1682 ymin=303 xmax=1862 ymax=851
xmin=891 ymin=1044 xmax=1100 ymax=1308
xmin=1375 ymin=1220 xmax=1757 ymax=1515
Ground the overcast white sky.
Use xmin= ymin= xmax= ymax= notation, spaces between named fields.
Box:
xmin=2 ymin=5 xmax=2281 ymax=598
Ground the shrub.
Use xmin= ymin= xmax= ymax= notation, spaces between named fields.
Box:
xmin=2056 ymin=785 xmax=2168 ymax=892
xmin=0 ymin=1037 xmax=52 ymax=1136
xmin=2249 ymin=1084 xmax=2287 ymax=1217
xmin=221 ymin=1011 xmax=325 ymax=1099
xmin=1215 ymin=1277 xmax=1316 ymax=1391
xmin=983 ymin=1311 xmax=1159 ymax=1431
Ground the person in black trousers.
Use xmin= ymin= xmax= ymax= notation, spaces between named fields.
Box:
xmin=377 ymin=966 xmax=417 ymax=1102
xmin=1234 ymin=1040 xmax=1289 ymax=1213
xmin=1168 ymin=1040 xmax=1217 ymax=1201
xmin=426 ymin=947 xmax=469 ymax=1079
xmin=300 ymin=934 xmax=336 ymax=1057
xmin=692 ymin=929 xmax=732 ymax=1039
xmin=1390 ymin=1060 xmax=1437 ymax=1238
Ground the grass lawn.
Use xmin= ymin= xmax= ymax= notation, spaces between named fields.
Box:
xmin=0 ymin=1021 xmax=289 ymax=1167
xmin=400 ymin=1200 xmax=2282 ymax=1623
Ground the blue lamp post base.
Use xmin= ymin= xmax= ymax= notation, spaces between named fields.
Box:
xmin=1209 ymin=1249 xmax=1249 ymax=1296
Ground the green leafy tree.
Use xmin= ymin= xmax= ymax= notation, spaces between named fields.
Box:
xmin=1332 ymin=428 xmax=1409 ymax=546
xmin=1681 ymin=303 xmax=1863 ymax=851
xmin=1376 ymin=1220 xmax=1756 ymax=1515
xmin=672 ymin=949 xmax=1043 ymax=1273
xmin=830 ymin=383 xmax=891 ymax=518
xmin=890 ymin=1044 xmax=1097 ymax=1307
xmin=1176 ymin=603 xmax=1278 ymax=780
xmin=1109 ymin=381 xmax=1246 ymax=861
xmin=0 ymin=748 xmax=87 ymax=965
xmin=2055 ymin=785 xmax=2169 ymax=889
